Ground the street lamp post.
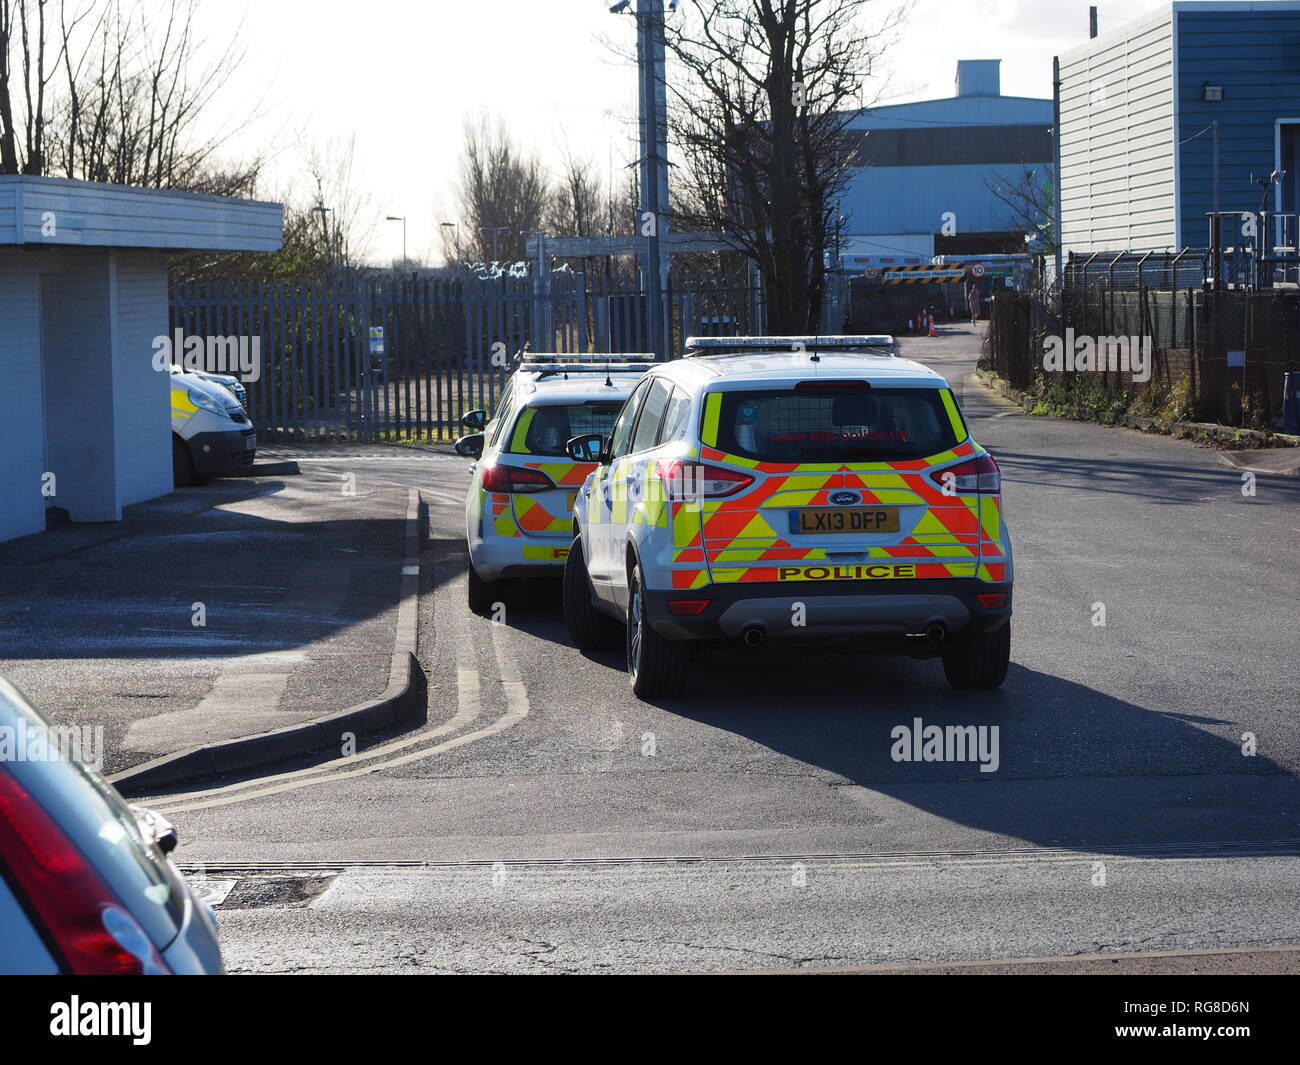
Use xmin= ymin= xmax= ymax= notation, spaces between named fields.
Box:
xmin=385 ymin=215 xmax=407 ymax=265
xmin=311 ymin=205 xmax=335 ymax=268
xmin=440 ymin=221 xmax=460 ymax=270
xmin=481 ymin=226 xmax=510 ymax=264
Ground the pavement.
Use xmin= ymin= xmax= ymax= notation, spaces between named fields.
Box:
xmin=1218 ymin=447 xmax=1300 ymax=478
xmin=11 ymin=325 xmax=1300 ymax=974
xmin=0 ymin=457 xmax=427 ymax=776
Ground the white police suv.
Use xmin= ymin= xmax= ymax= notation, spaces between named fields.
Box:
xmin=560 ymin=336 xmax=1013 ymax=698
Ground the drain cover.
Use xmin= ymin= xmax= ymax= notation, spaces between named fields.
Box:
xmin=215 ymin=874 xmax=336 ymax=909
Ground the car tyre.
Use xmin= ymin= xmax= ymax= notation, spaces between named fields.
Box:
xmin=626 ymin=563 xmax=689 ymax=699
xmin=942 ymin=620 xmax=1011 ymax=690
xmin=467 ymin=564 xmax=504 ymax=617
xmin=562 ymin=537 xmax=621 ymax=650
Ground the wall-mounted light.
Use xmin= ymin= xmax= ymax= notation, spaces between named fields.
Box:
xmin=1203 ymin=83 xmax=1224 ymax=102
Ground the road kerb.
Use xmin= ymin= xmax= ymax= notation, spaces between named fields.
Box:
xmin=109 ymin=487 xmax=426 ymax=795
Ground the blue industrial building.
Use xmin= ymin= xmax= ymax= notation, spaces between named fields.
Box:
xmin=1059 ymin=0 xmax=1300 ymax=255
xmin=837 ymin=60 xmax=1055 ymax=267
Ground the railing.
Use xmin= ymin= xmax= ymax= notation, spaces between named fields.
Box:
xmin=169 ymin=271 xmax=764 ymax=441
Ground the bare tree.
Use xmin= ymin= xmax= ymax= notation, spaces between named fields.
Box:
xmin=985 ymin=166 xmax=1056 ymax=252
xmin=546 ymin=144 xmax=604 ymax=241
xmin=2 ymin=0 xmax=261 ymax=194
xmin=452 ymin=115 xmax=549 ymax=265
xmin=545 ymin=142 xmax=615 ymax=279
xmin=300 ymin=136 xmax=374 ymax=270
xmin=0 ymin=0 xmax=59 ymax=172
xmin=172 ymin=135 xmax=379 ymax=285
xmin=660 ymin=0 xmax=902 ymax=333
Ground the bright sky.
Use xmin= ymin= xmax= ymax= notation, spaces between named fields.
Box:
xmin=195 ymin=0 xmax=1174 ymax=265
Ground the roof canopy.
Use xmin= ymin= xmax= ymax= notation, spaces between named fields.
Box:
xmin=0 ymin=175 xmax=282 ymax=252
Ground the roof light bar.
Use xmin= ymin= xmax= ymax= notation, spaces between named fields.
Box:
xmin=684 ymin=335 xmax=896 ymax=357
xmin=521 ymin=363 xmax=654 ymax=375
xmin=518 ymin=353 xmax=657 ymax=375
xmin=519 ymin=353 xmax=656 ymax=364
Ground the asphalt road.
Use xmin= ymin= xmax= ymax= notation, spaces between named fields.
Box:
xmin=144 ymin=326 xmax=1300 ymax=974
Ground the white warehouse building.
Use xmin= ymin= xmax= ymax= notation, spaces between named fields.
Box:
xmin=0 ymin=176 xmax=281 ymax=544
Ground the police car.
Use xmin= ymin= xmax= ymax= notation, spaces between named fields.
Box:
xmin=455 ymin=354 xmax=653 ymax=614
xmin=560 ymin=336 xmax=1013 ymax=698
xmin=169 ymin=369 xmax=256 ymax=486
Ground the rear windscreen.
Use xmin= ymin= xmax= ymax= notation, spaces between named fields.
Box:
xmin=712 ymin=387 xmax=960 ymax=462
xmin=510 ymin=402 xmax=624 ymax=456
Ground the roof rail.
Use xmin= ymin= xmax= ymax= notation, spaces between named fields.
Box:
xmin=683 ymin=335 xmax=897 ymax=357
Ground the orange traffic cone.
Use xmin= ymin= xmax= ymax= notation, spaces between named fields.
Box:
xmin=927 ymin=316 xmax=937 ymax=337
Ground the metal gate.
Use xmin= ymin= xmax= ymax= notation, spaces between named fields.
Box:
xmin=169 ymin=270 xmax=763 ymax=442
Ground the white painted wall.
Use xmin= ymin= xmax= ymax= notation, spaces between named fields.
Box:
xmin=41 ymin=253 xmax=119 ymax=523
xmin=0 ymin=249 xmax=173 ymax=542
xmin=111 ymin=252 xmax=172 ymax=508
xmin=0 ymin=251 xmax=47 ymax=542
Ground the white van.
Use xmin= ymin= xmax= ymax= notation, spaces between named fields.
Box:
xmin=169 ymin=370 xmax=256 ymax=486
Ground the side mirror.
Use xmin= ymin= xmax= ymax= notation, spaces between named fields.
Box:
xmin=461 ymin=409 xmax=487 ymax=431
xmin=454 ymin=433 xmax=485 ymax=459
xmin=566 ymin=433 xmax=607 ymax=464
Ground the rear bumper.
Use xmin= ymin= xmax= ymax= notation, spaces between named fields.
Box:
xmin=645 ymin=578 xmax=1012 ymax=642
xmin=470 ymin=534 xmax=570 ymax=582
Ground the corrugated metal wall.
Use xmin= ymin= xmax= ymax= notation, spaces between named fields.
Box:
xmin=1059 ymin=7 xmax=1177 ymax=253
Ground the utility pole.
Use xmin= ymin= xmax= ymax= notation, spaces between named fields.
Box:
xmin=613 ymin=0 xmax=670 ymax=358
xmin=1052 ymin=58 xmax=1064 ymax=285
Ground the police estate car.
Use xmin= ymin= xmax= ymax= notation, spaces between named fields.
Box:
xmin=455 ymin=355 xmax=653 ymax=614
xmin=560 ymin=336 xmax=1013 ymax=698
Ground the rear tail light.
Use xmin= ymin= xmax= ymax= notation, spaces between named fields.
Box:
xmin=928 ymin=453 xmax=1000 ymax=494
xmin=480 ymin=463 xmax=556 ymax=494
xmin=977 ymin=593 xmax=1007 ymax=609
xmin=667 ymin=599 xmax=711 ymax=616
xmin=0 ymin=768 xmax=169 ymax=974
xmin=656 ymin=460 xmax=754 ymax=499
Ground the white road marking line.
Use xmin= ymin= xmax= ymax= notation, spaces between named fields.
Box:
xmin=151 ymin=636 xmax=481 ymax=811
xmin=152 ymin=610 xmax=529 ymax=814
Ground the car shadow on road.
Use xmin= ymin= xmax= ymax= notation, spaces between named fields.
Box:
xmin=993 ymin=448 xmax=1300 ymax=505
xmin=641 ymin=645 xmax=1300 ymax=851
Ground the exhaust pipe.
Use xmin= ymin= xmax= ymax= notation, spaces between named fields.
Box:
xmin=741 ymin=625 xmax=767 ymax=648
xmin=925 ymin=622 xmax=946 ymax=644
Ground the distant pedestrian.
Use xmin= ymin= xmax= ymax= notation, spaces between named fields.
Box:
xmin=968 ymin=286 xmax=980 ymax=326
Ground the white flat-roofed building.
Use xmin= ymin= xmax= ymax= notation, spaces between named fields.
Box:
xmin=0 ymin=176 xmax=282 ymax=543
